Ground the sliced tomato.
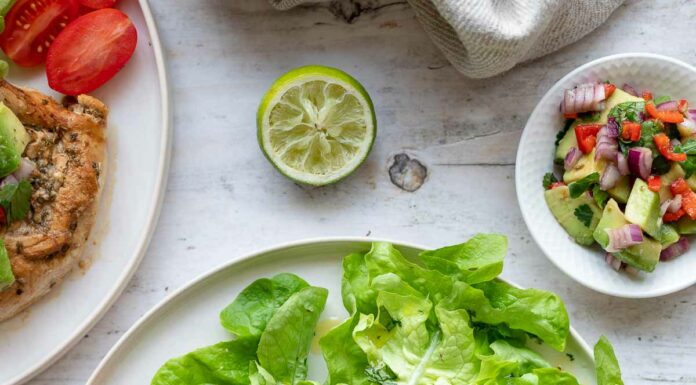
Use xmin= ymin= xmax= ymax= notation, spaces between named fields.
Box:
xmin=78 ymin=0 xmax=116 ymax=9
xmin=46 ymin=8 xmax=136 ymax=95
xmin=0 ymin=0 xmax=80 ymax=67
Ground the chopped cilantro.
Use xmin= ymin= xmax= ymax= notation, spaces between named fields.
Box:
xmin=592 ymin=185 xmax=609 ymax=209
xmin=675 ymin=138 xmax=696 ymax=155
xmin=568 ymin=172 xmax=599 ymax=198
xmin=608 ymin=101 xmax=645 ymax=123
xmin=574 ymin=204 xmax=594 ymax=227
xmin=543 ymin=172 xmax=558 ymax=190
xmin=0 ymin=180 xmax=32 ymax=224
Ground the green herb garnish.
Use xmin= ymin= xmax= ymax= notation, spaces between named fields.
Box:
xmin=608 ymin=101 xmax=645 ymax=123
xmin=592 ymin=185 xmax=609 ymax=209
xmin=574 ymin=204 xmax=594 ymax=227
xmin=568 ymin=172 xmax=599 ymax=198
xmin=0 ymin=180 xmax=31 ymax=223
xmin=542 ymin=172 xmax=558 ymax=190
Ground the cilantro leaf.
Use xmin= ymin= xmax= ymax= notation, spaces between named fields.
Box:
xmin=543 ymin=172 xmax=558 ymax=190
xmin=574 ymin=204 xmax=594 ymax=227
xmin=608 ymin=101 xmax=645 ymax=123
xmin=568 ymin=172 xmax=599 ymax=198
xmin=592 ymin=185 xmax=609 ymax=209
xmin=0 ymin=180 xmax=32 ymax=223
xmin=675 ymin=138 xmax=696 ymax=155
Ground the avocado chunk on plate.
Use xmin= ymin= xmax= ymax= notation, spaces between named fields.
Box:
xmin=660 ymin=224 xmax=680 ymax=248
xmin=555 ymin=121 xmax=578 ymax=163
xmin=593 ymin=199 xmax=660 ymax=272
xmin=544 ymin=185 xmax=601 ymax=245
xmin=0 ymin=102 xmax=29 ymax=178
xmin=0 ymin=240 xmax=14 ymax=290
xmin=659 ymin=163 xmax=685 ymax=202
xmin=676 ymin=216 xmax=696 ymax=234
xmin=625 ymin=178 xmax=661 ymax=239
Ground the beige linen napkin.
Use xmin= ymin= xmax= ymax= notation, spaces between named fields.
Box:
xmin=270 ymin=0 xmax=624 ymax=78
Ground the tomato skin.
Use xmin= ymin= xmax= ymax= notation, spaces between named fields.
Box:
xmin=78 ymin=0 xmax=116 ymax=9
xmin=0 ymin=0 xmax=80 ymax=67
xmin=46 ymin=8 xmax=137 ymax=95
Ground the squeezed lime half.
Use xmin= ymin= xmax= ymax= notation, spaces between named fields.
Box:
xmin=257 ymin=65 xmax=376 ymax=186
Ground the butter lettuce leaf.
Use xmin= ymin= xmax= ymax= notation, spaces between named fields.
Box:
xmin=319 ymin=314 xmax=374 ymax=385
xmin=420 ymin=234 xmax=508 ymax=284
xmin=257 ymin=286 xmax=328 ymax=384
xmin=151 ymin=337 xmax=258 ymax=385
xmin=342 ymin=252 xmax=377 ymax=315
xmin=594 ymin=336 xmax=624 ymax=385
xmin=220 ymin=273 xmax=308 ymax=340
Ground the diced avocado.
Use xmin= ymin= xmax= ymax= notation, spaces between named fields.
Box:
xmin=660 ymin=224 xmax=680 ymax=248
xmin=555 ymin=121 xmax=579 ymax=163
xmin=607 ymin=176 xmax=631 ymax=204
xmin=687 ymin=174 xmax=696 ymax=192
xmin=0 ymin=102 xmax=29 ymax=178
xmin=563 ymin=149 xmax=607 ymax=183
xmin=676 ymin=217 xmax=696 ymax=234
xmin=625 ymin=179 xmax=662 ymax=239
xmin=598 ymin=89 xmax=644 ymax=124
xmin=545 ymin=185 xmax=601 ymax=245
xmin=659 ymin=163 xmax=685 ymax=202
xmin=593 ymin=199 xmax=660 ymax=272
xmin=0 ymin=240 xmax=14 ymax=291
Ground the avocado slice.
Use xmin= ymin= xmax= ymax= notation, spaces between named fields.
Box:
xmin=555 ymin=121 xmax=579 ymax=163
xmin=608 ymin=175 xmax=631 ymax=204
xmin=544 ymin=185 xmax=601 ymax=245
xmin=676 ymin=217 xmax=696 ymax=234
xmin=659 ymin=163 xmax=685 ymax=202
xmin=0 ymin=240 xmax=14 ymax=291
xmin=563 ymin=149 xmax=607 ymax=183
xmin=593 ymin=199 xmax=660 ymax=272
xmin=660 ymin=224 xmax=680 ymax=248
xmin=625 ymin=179 xmax=662 ymax=239
xmin=598 ymin=89 xmax=644 ymax=124
xmin=0 ymin=102 xmax=29 ymax=178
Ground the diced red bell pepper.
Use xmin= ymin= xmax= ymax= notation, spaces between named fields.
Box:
xmin=654 ymin=133 xmax=687 ymax=162
xmin=670 ymin=178 xmax=696 ymax=220
xmin=642 ymin=91 xmax=653 ymax=101
xmin=604 ymin=83 xmax=616 ymax=98
xmin=678 ymin=99 xmax=689 ymax=114
xmin=647 ymin=175 xmax=661 ymax=192
xmin=663 ymin=208 xmax=685 ymax=223
xmin=549 ymin=182 xmax=566 ymax=190
xmin=574 ymin=124 xmax=601 ymax=154
xmin=621 ymin=121 xmax=641 ymax=142
xmin=646 ymin=102 xmax=685 ymax=123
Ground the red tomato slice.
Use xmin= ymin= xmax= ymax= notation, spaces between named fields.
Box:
xmin=46 ymin=8 xmax=137 ymax=95
xmin=0 ymin=0 xmax=80 ymax=67
xmin=78 ymin=0 xmax=116 ymax=9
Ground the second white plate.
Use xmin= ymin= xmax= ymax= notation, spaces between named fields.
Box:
xmin=87 ymin=238 xmax=596 ymax=385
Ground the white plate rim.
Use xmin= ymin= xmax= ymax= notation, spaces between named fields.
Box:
xmin=86 ymin=236 xmax=594 ymax=384
xmin=11 ymin=1 xmax=172 ymax=383
xmin=515 ymin=52 xmax=696 ymax=299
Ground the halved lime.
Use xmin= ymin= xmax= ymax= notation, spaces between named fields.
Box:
xmin=257 ymin=65 xmax=376 ymax=186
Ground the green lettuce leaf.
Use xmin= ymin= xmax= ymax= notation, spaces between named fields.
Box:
xmin=353 ymin=291 xmax=478 ymax=385
xmin=594 ymin=336 xmax=624 ymax=385
xmin=488 ymin=340 xmax=550 ymax=374
xmin=319 ymin=314 xmax=374 ymax=385
xmin=342 ymin=252 xmax=377 ymax=315
xmin=419 ymin=234 xmax=507 ymax=284
xmin=257 ymin=286 xmax=328 ymax=384
xmin=445 ymin=281 xmax=569 ymax=351
xmin=151 ymin=337 xmax=258 ymax=385
xmin=220 ymin=273 xmax=308 ymax=339
xmin=533 ymin=368 xmax=579 ymax=385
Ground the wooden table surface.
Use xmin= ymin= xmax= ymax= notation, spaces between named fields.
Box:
xmin=28 ymin=0 xmax=696 ymax=384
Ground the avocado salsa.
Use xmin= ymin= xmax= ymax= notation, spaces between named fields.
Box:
xmin=544 ymin=82 xmax=696 ymax=274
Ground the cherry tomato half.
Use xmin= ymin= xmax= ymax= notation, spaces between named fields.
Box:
xmin=0 ymin=0 xmax=80 ymax=67
xmin=78 ymin=0 xmax=116 ymax=9
xmin=46 ymin=8 xmax=137 ymax=95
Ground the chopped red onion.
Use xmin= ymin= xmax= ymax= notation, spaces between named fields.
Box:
xmin=627 ymin=147 xmax=653 ymax=180
xmin=670 ymin=194 xmax=683 ymax=213
xmin=561 ymin=83 xmax=607 ymax=114
xmin=595 ymin=125 xmax=618 ymax=161
xmin=660 ymin=236 xmax=689 ymax=261
xmin=0 ymin=174 xmax=17 ymax=188
xmin=605 ymin=253 xmax=623 ymax=271
xmin=12 ymin=158 xmax=36 ymax=181
xmin=564 ymin=147 xmax=581 ymax=170
xmin=687 ymin=109 xmax=696 ymax=121
xmin=621 ymin=83 xmax=638 ymax=96
xmin=657 ymin=100 xmax=679 ymax=112
xmin=616 ymin=152 xmax=630 ymax=175
xmin=600 ymin=164 xmax=621 ymax=190
xmin=605 ymin=224 xmax=644 ymax=252
xmin=671 ymin=138 xmax=681 ymax=148
xmin=606 ymin=117 xmax=619 ymax=137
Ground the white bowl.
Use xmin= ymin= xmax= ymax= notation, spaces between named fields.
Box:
xmin=516 ymin=53 xmax=696 ymax=298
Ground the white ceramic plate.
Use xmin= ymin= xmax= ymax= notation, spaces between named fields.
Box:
xmin=87 ymin=238 xmax=596 ymax=385
xmin=516 ymin=53 xmax=696 ymax=298
xmin=0 ymin=1 xmax=170 ymax=384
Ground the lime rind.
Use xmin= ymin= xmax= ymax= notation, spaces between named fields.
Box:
xmin=258 ymin=65 xmax=376 ymax=186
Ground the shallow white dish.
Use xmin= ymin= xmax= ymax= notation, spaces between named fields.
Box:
xmin=516 ymin=53 xmax=696 ymax=298
xmin=87 ymin=237 xmax=596 ymax=385
xmin=0 ymin=1 xmax=171 ymax=384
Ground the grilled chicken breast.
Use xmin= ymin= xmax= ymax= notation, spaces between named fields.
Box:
xmin=0 ymin=80 xmax=106 ymax=321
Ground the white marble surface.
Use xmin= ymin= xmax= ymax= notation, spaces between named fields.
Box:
xmin=27 ymin=0 xmax=696 ymax=384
